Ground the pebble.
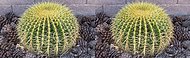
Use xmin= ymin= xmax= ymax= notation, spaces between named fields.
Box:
xmin=88 ymin=40 xmax=96 ymax=49
xmin=0 ymin=35 xmax=4 ymax=43
xmin=70 ymin=47 xmax=83 ymax=56
xmin=88 ymin=48 xmax=95 ymax=56
xmin=174 ymin=53 xmax=186 ymax=58
xmin=165 ymin=45 xmax=179 ymax=57
xmin=60 ymin=53 xmax=75 ymax=58
xmin=186 ymin=56 xmax=190 ymax=58
xmin=182 ymin=40 xmax=190 ymax=50
xmin=183 ymin=49 xmax=190 ymax=56
xmin=182 ymin=21 xmax=190 ymax=27
xmin=119 ymin=53 xmax=132 ymax=58
xmin=23 ymin=53 xmax=36 ymax=58
xmin=155 ymin=52 xmax=172 ymax=58
xmin=79 ymin=53 xmax=91 ymax=58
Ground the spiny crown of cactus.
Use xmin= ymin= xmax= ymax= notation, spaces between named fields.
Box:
xmin=111 ymin=2 xmax=173 ymax=56
xmin=17 ymin=2 xmax=79 ymax=56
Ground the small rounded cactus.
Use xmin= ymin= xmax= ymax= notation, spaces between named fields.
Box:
xmin=17 ymin=2 xmax=79 ymax=56
xmin=111 ymin=2 xmax=173 ymax=56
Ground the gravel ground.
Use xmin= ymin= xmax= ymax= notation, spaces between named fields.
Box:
xmin=0 ymin=12 xmax=190 ymax=58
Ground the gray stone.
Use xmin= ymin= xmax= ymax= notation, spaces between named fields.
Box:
xmin=160 ymin=4 xmax=190 ymax=15
xmin=187 ymin=56 xmax=190 ymax=58
xmin=70 ymin=46 xmax=83 ymax=56
xmin=103 ymin=5 xmax=124 ymax=17
xmin=88 ymin=48 xmax=95 ymax=56
xmin=78 ymin=53 xmax=91 ymax=58
xmin=87 ymin=0 xmax=125 ymax=5
xmin=91 ymin=56 xmax=95 ymax=58
xmin=0 ymin=0 xmax=34 ymax=5
xmin=88 ymin=40 xmax=96 ymax=49
xmin=68 ymin=4 xmax=103 ymax=16
xmin=77 ymin=39 xmax=88 ymax=47
xmin=0 ymin=5 xmax=12 ymax=15
xmin=165 ymin=45 xmax=179 ymax=56
xmin=183 ymin=50 xmax=190 ymax=56
xmin=34 ymin=0 xmax=86 ymax=4
xmin=60 ymin=53 xmax=75 ymax=58
xmin=182 ymin=40 xmax=190 ymax=50
xmin=132 ymin=0 xmax=177 ymax=4
xmin=182 ymin=21 xmax=190 ymax=27
xmin=174 ymin=53 xmax=186 ymax=58
xmin=178 ymin=0 xmax=190 ymax=4
xmin=155 ymin=52 xmax=172 ymax=58
xmin=0 ymin=35 xmax=4 ymax=43
xmin=119 ymin=53 xmax=132 ymax=58
xmin=24 ymin=53 xmax=36 ymax=58
xmin=12 ymin=5 xmax=31 ymax=16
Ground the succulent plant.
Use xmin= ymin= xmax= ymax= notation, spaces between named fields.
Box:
xmin=111 ymin=2 xmax=173 ymax=56
xmin=17 ymin=2 xmax=79 ymax=56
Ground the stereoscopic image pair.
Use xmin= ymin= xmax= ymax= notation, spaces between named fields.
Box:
xmin=0 ymin=1 xmax=183 ymax=58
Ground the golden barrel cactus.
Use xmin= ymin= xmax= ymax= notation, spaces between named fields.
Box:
xmin=17 ymin=2 xmax=79 ymax=56
xmin=111 ymin=2 xmax=173 ymax=56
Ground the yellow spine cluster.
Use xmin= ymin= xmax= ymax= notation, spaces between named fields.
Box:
xmin=17 ymin=2 xmax=79 ymax=56
xmin=112 ymin=2 xmax=173 ymax=56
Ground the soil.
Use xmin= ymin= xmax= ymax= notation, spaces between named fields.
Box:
xmin=0 ymin=12 xmax=190 ymax=58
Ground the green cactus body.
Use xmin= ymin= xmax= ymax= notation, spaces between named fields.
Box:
xmin=17 ymin=2 xmax=79 ymax=56
xmin=112 ymin=2 xmax=173 ymax=56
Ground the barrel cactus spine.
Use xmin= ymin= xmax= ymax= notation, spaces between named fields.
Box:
xmin=111 ymin=2 xmax=173 ymax=56
xmin=17 ymin=2 xmax=79 ymax=56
